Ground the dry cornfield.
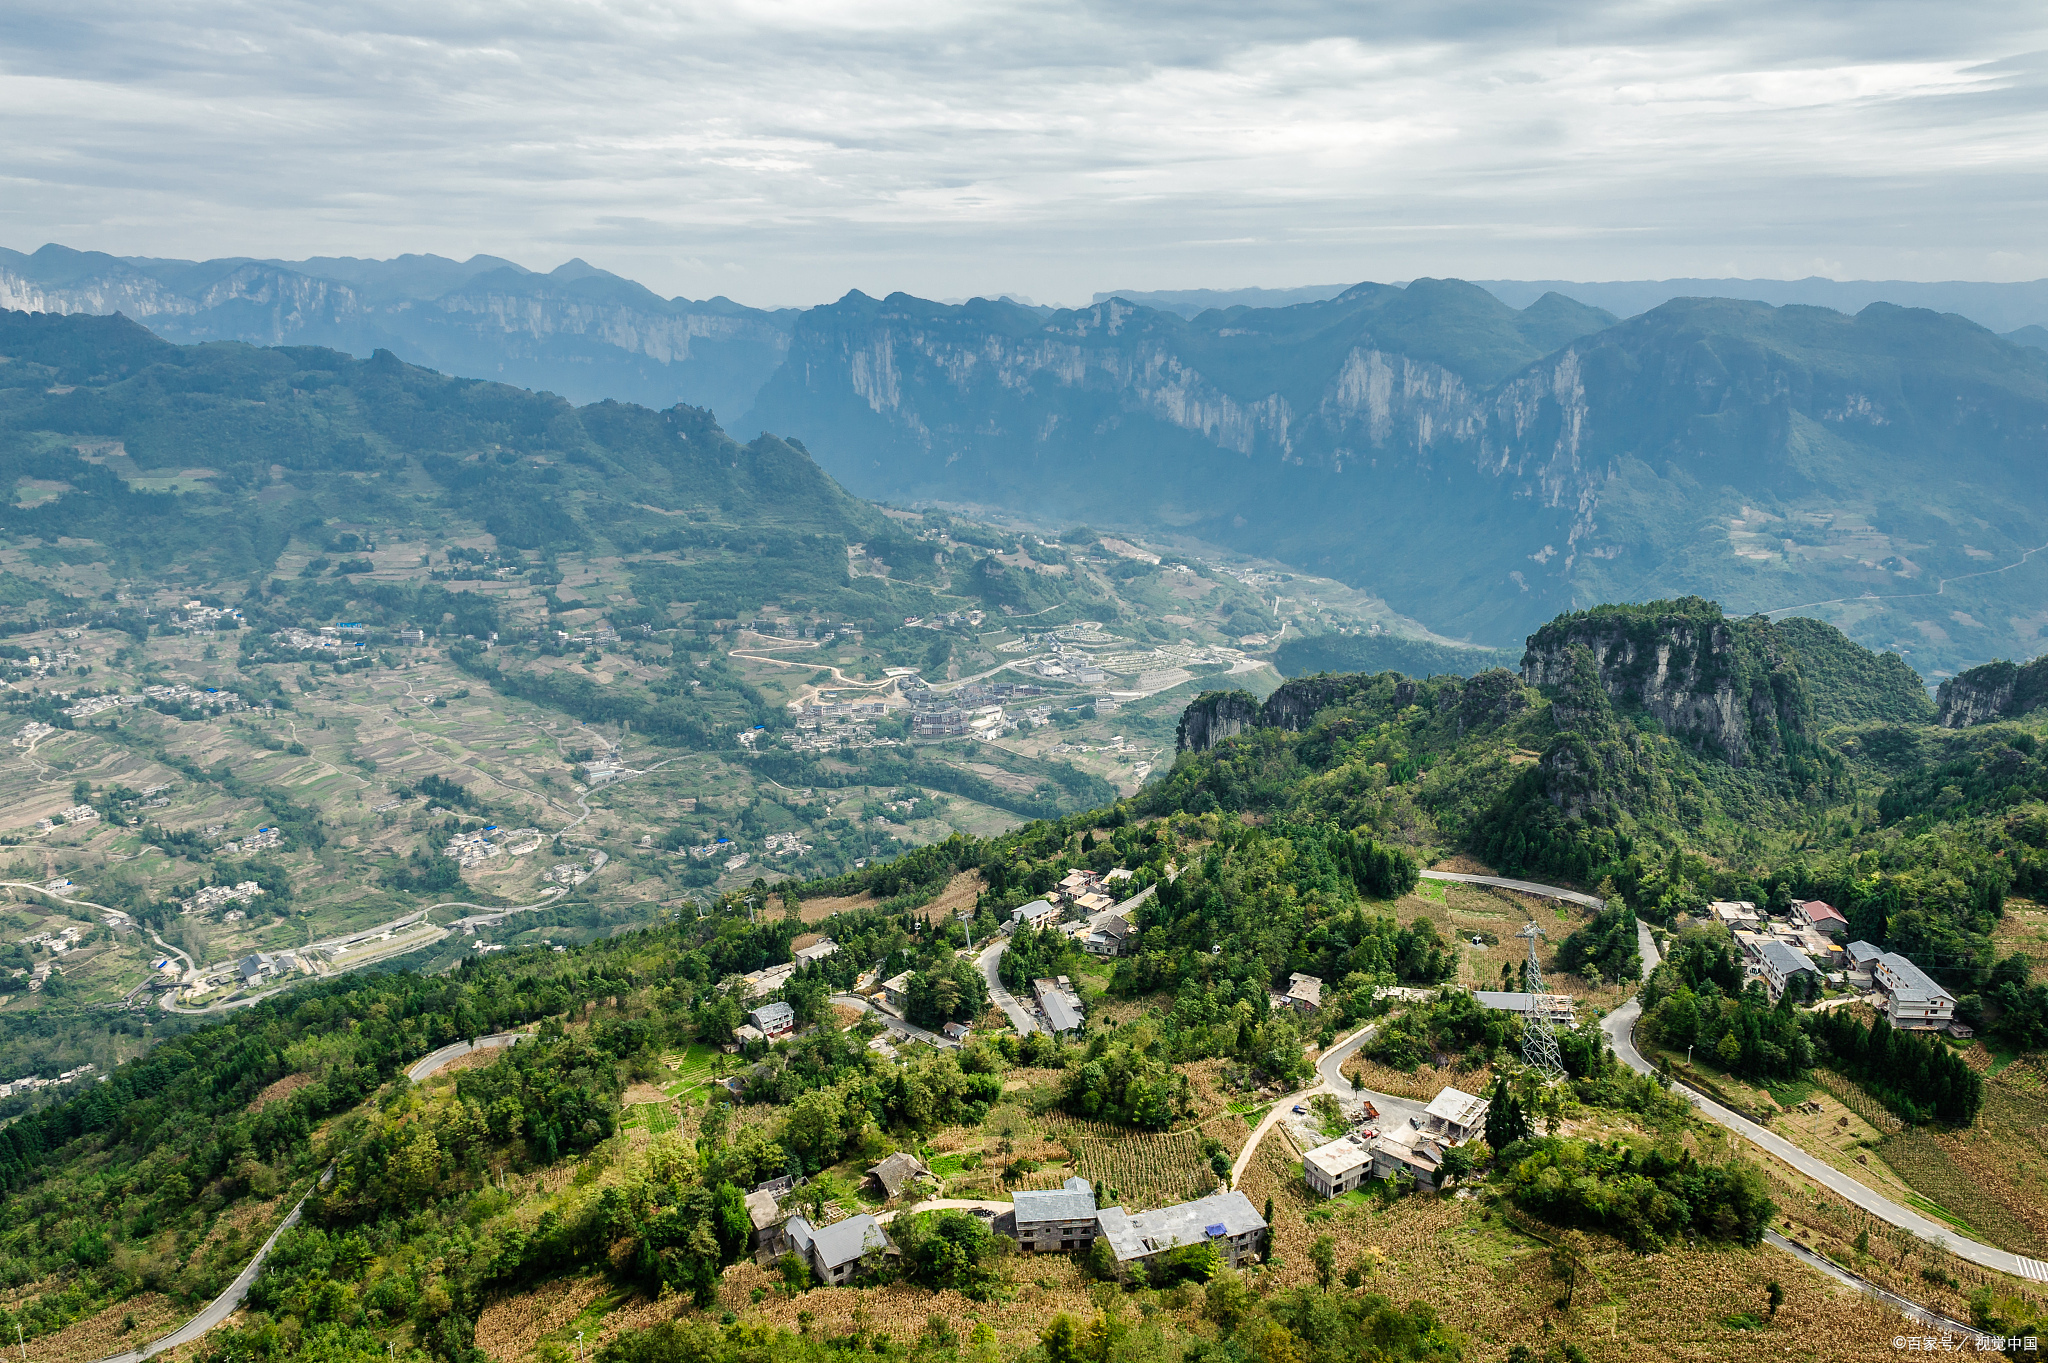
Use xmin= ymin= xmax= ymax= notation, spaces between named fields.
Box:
xmin=17 ymin=1292 xmax=185 ymax=1363
xmin=1047 ymin=1121 xmax=1218 ymax=1208
xmin=1341 ymin=1052 xmax=1493 ymax=1103
xmin=475 ymin=1274 xmax=608 ymax=1361
xmin=1238 ymin=1125 xmax=1957 ymax=1363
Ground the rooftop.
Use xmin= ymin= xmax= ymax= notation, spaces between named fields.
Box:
xmin=1798 ymin=899 xmax=1848 ymax=925
xmin=1423 ymin=1086 xmax=1488 ymax=1130
xmin=1013 ymin=1176 xmax=1097 ymax=1223
xmin=1097 ymin=1190 xmax=1265 ymax=1263
xmin=791 ymin=1213 xmax=889 ymax=1269
xmin=1877 ymin=950 xmax=1955 ymax=1004
xmin=1303 ymin=1137 xmax=1374 ymax=1180
xmin=1758 ymin=939 xmax=1818 ymax=977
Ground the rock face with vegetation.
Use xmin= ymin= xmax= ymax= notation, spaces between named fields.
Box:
xmin=1519 ymin=599 xmax=1810 ymax=769
xmin=1938 ymin=655 xmax=2048 ymax=727
xmin=749 ymin=286 xmax=2048 ymax=673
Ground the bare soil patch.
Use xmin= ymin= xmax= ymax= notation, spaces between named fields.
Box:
xmin=245 ymin=1072 xmax=313 ymax=1112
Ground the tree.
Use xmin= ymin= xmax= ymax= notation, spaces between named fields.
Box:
xmin=1309 ymin=1235 xmax=1336 ymax=1291
xmin=1485 ymin=1078 xmax=1531 ymax=1150
xmin=1040 ymin=1314 xmax=1084 ymax=1363
xmin=1766 ymin=1281 xmax=1784 ymax=1318
xmin=1551 ymin=1232 xmax=1591 ymax=1311
xmin=1204 ymin=1272 xmax=1255 ymax=1330
xmin=1437 ymin=1144 xmax=1473 ymax=1186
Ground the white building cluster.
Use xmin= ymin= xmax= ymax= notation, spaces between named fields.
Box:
xmin=184 ymin=881 xmax=264 ymax=917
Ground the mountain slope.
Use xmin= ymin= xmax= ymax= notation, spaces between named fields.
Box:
xmin=0 ymin=309 xmax=873 ymax=583
xmin=749 ymin=290 xmax=2048 ymax=674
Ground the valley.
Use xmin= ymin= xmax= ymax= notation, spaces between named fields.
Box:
xmin=0 ymin=308 xmax=2044 ymax=1363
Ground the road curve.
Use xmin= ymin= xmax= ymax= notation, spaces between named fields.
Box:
xmin=88 ymin=1032 xmax=531 ymax=1363
xmin=1419 ymin=870 xmax=1606 ymax=911
xmin=1392 ymin=872 xmax=2045 ymax=1288
xmin=1602 ymin=996 xmax=2048 ymax=1282
xmin=407 ymin=1032 xmax=527 ymax=1084
xmin=1230 ymin=1022 xmax=1424 ymax=1189
xmin=974 ymin=938 xmax=1039 ymax=1036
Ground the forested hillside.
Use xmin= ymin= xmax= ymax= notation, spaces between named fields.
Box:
xmin=1152 ymin=598 xmax=2048 ymax=1004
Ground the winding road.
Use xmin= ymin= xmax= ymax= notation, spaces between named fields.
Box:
xmin=1522 ymin=880 xmax=2048 ymax=1282
xmin=975 ymin=937 xmax=1039 ymax=1036
xmin=405 ymin=1031 xmax=529 ymax=1083
xmin=1601 ymin=994 xmax=2048 ymax=1281
xmin=88 ymin=1033 xmax=528 ymax=1363
xmin=1418 ymin=869 xmax=1607 ymax=911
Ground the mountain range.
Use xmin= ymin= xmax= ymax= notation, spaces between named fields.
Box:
xmin=7 ymin=243 xmax=2048 ymax=675
xmin=746 ymin=284 xmax=2048 ymax=675
xmin=1100 ymin=278 xmax=2048 ymax=335
xmin=0 ymin=244 xmax=796 ymax=423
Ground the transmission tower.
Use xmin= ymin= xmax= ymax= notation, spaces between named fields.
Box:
xmin=1517 ymin=921 xmax=1566 ymax=1079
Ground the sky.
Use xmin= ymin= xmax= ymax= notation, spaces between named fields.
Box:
xmin=4 ymin=0 xmax=2047 ymax=307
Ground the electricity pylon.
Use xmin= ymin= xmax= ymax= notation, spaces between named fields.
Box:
xmin=1518 ymin=921 xmax=1565 ymax=1079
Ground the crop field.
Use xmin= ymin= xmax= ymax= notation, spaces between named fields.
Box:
xmin=658 ymin=1044 xmax=723 ymax=1100
xmin=22 ymin=1291 xmax=186 ymax=1363
xmin=1877 ymin=1081 xmax=2048 ymax=1258
xmin=1759 ymin=1156 xmax=2048 ymax=1329
xmin=474 ymin=1274 xmax=612 ymax=1362
xmin=1044 ymin=1120 xmax=1220 ymax=1209
xmin=1341 ymin=1051 xmax=1494 ymax=1102
xmin=1233 ymin=1126 xmax=1923 ymax=1362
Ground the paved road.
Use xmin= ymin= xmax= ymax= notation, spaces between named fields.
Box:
xmin=1633 ymin=916 xmax=1660 ymax=977
xmin=89 ymin=1029 xmax=531 ymax=1363
xmin=832 ymin=994 xmax=957 ymax=1049
xmin=1230 ymin=1022 xmax=1430 ymax=1188
xmin=1764 ymin=1229 xmax=1984 ymax=1338
xmin=1420 ymin=870 xmax=1606 ymax=911
xmin=406 ymin=1032 xmax=527 ymax=1084
xmin=974 ymin=938 xmax=1039 ymax=1035
xmin=1603 ymin=992 xmax=2048 ymax=1282
xmin=88 ymin=1168 xmax=332 ymax=1363
xmin=1611 ymin=899 xmax=2047 ymax=1281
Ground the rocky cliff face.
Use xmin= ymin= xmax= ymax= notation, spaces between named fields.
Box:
xmin=1937 ymin=656 xmax=2048 ymax=727
xmin=1176 ymin=691 xmax=1262 ymax=753
xmin=1519 ymin=599 xmax=1809 ymax=768
xmin=750 ymin=288 xmax=2048 ymax=669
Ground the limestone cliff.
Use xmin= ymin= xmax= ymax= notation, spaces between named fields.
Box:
xmin=1176 ymin=691 xmax=1261 ymax=754
xmin=1519 ymin=598 xmax=1809 ymax=768
xmin=1937 ymin=656 xmax=2048 ymax=727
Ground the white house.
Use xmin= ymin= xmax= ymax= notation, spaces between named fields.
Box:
xmin=748 ymin=1001 xmax=796 ymax=1037
xmin=1421 ymin=1086 xmax=1490 ymax=1142
xmin=1870 ymin=949 xmax=1956 ymax=1028
xmin=1756 ymin=939 xmax=1820 ymax=1000
xmin=1013 ymin=899 xmax=1061 ymax=930
xmin=1302 ymin=1135 xmax=1375 ymax=1198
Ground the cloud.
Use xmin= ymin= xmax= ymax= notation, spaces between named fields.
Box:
xmin=1 ymin=0 xmax=2045 ymax=305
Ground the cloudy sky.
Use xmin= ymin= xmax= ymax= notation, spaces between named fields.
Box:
xmin=4 ymin=0 xmax=2046 ymax=306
